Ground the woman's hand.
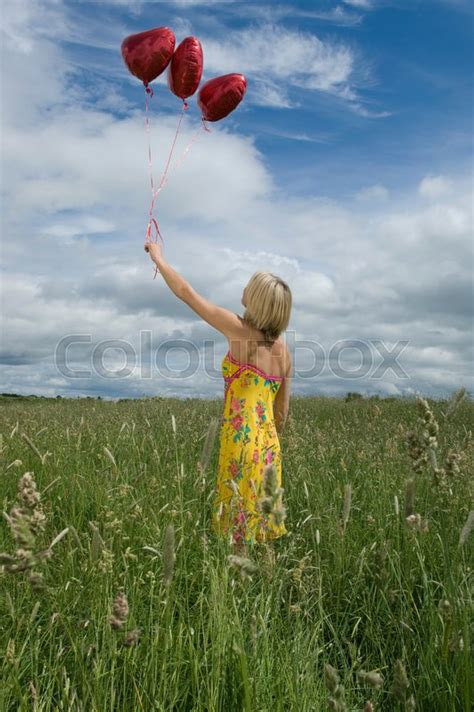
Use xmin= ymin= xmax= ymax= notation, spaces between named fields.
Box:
xmin=144 ymin=241 xmax=163 ymax=266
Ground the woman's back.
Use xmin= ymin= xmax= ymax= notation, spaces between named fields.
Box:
xmin=227 ymin=320 xmax=290 ymax=380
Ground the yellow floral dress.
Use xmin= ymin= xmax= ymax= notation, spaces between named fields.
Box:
xmin=211 ymin=349 xmax=288 ymax=546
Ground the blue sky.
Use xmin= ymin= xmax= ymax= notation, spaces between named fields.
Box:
xmin=1 ymin=0 xmax=473 ymax=399
xmin=65 ymin=0 xmax=473 ymax=197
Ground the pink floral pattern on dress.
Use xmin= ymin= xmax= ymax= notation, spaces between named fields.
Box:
xmin=231 ymin=415 xmax=243 ymax=431
xmin=256 ymin=399 xmax=267 ymax=424
xmin=228 ymin=458 xmax=243 ymax=481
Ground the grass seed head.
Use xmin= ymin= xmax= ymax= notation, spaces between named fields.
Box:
xmin=404 ymin=479 xmax=415 ymax=518
xmin=198 ymin=417 xmax=218 ymax=473
xmin=227 ymin=554 xmax=258 ymax=580
xmin=260 ymin=496 xmax=273 ymax=515
xmin=0 ymin=472 xmax=48 ymax=588
xmin=405 ymin=430 xmax=427 ymax=474
xmin=272 ymin=500 xmax=286 ymax=526
xmin=123 ymin=628 xmax=140 ymax=647
xmin=257 ymin=464 xmax=286 ymax=528
xmin=28 ymin=570 xmax=46 ymax=592
xmin=21 ymin=434 xmax=45 ymax=462
xmin=6 ymin=639 xmax=16 ymax=665
xmin=342 ymin=484 xmax=352 ymax=527
xmin=445 ymin=450 xmax=461 ymax=478
xmin=459 ymin=510 xmax=474 ymax=546
xmin=445 ymin=387 xmax=466 ymax=417
xmin=438 ymin=599 xmax=452 ymax=621
xmin=391 ymin=659 xmax=409 ymax=701
xmin=406 ymin=513 xmax=429 ymax=533
xmin=103 ymin=447 xmax=117 ymax=468
xmin=324 ymin=664 xmax=340 ymax=694
xmin=89 ymin=523 xmax=104 ymax=562
xmin=18 ymin=473 xmax=42 ymax=510
xmin=357 ymin=669 xmax=384 ymax=690
xmin=109 ymin=591 xmax=129 ymax=630
xmin=324 ymin=661 xmax=347 ymax=712
xmin=162 ymin=523 xmax=175 ymax=587
xmin=263 ymin=463 xmax=277 ymax=497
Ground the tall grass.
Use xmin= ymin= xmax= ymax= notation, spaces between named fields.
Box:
xmin=0 ymin=393 xmax=472 ymax=711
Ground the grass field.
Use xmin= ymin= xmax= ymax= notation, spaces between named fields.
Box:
xmin=0 ymin=392 xmax=472 ymax=711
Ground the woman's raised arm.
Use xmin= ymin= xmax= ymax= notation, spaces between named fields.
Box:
xmin=145 ymin=242 xmax=244 ymax=338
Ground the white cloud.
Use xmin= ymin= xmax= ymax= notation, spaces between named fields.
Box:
xmin=3 ymin=106 xmax=272 ymax=227
xmin=356 ymin=184 xmax=389 ymax=201
xmin=202 ymin=24 xmax=354 ymax=91
xmin=263 ymin=129 xmax=330 ymax=143
xmin=1 ymin=0 xmax=472 ymax=399
xmin=44 ymin=217 xmax=115 ymax=239
xmin=419 ymin=174 xmax=454 ymax=200
xmin=250 ymin=80 xmax=294 ymax=109
xmin=222 ymin=3 xmax=365 ymax=27
xmin=1 ymin=0 xmax=68 ymax=52
xmin=343 ymin=0 xmax=372 ymax=8
xmin=197 ymin=24 xmax=384 ymax=115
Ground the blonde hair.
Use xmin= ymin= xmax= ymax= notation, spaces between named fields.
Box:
xmin=243 ymin=271 xmax=292 ymax=343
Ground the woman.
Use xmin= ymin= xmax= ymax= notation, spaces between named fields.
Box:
xmin=145 ymin=242 xmax=293 ymax=555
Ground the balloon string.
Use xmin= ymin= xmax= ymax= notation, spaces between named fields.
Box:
xmin=144 ymin=84 xmax=162 ymax=279
xmin=143 ymin=86 xmax=209 ymax=279
xmin=144 ymin=87 xmax=186 ymax=277
xmin=165 ymin=119 xmax=209 ymax=180
xmin=144 ymin=85 xmax=155 ymax=220
xmin=151 ymin=99 xmax=188 ymax=201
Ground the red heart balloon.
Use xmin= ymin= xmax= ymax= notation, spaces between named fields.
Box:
xmin=121 ymin=27 xmax=176 ymax=85
xmin=168 ymin=36 xmax=203 ymax=100
xmin=198 ymin=73 xmax=247 ymax=122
